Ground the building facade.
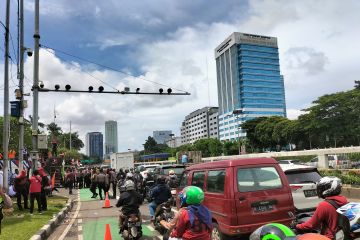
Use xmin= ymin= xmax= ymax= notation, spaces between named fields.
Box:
xmin=215 ymin=32 xmax=286 ymax=141
xmin=180 ymin=107 xmax=218 ymax=144
xmin=105 ymin=120 xmax=118 ymax=156
xmin=153 ymin=130 xmax=172 ymax=144
xmin=86 ymin=132 xmax=103 ymax=160
xmin=165 ymin=136 xmax=182 ymax=148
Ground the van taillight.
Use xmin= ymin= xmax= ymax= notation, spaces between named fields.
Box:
xmin=290 ymin=186 xmax=302 ymax=191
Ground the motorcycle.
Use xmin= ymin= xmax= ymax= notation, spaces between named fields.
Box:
xmin=144 ymin=180 xmax=155 ymax=202
xmin=154 ymin=200 xmax=175 ymax=234
xmin=120 ymin=213 xmax=142 ymax=240
xmin=170 ymin=188 xmax=177 ymax=206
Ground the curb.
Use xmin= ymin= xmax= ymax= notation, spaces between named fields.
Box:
xmin=29 ymin=198 xmax=74 ymax=240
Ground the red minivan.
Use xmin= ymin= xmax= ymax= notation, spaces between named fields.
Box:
xmin=177 ymin=157 xmax=295 ymax=239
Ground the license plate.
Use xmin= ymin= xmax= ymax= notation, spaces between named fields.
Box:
xmin=304 ymin=189 xmax=317 ymax=197
xmin=253 ymin=204 xmax=274 ymax=213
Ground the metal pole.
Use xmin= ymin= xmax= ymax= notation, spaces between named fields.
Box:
xmin=18 ymin=0 xmax=24 ymax=171
xmin=237 ymin=115 xmax=241 ymax=155
xmin=69 ymin=121 xmax=72 ymax=151
xmin=31 ymin=0 xmax=40 ymax=170
xmin=2 ymin=0 xmax=11 ymax=190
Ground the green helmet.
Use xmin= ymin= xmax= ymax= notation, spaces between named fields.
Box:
xmin=183 ymin=186 xmax=204 ymax=205
xmin=249 ymin=223 xmax=296 ymax=240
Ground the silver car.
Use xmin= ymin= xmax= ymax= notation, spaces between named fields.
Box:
xmin=280 ymin=164 xmax=322 ymax=212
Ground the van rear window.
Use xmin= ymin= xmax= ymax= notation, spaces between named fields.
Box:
xmin=237 ymin=167 xmax=282 ymax=192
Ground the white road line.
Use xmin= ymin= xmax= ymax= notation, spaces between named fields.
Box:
xmin=78 ymin=225 xmax=82 ymax=231
xmin=147 ymin=225 xmax=155 ymax=231
xmin=78 ymin=234 xmax=83 ymax=240
xmin=78 ymin=219 xmax=82 ymax=223
xmin=58 ymin=194 xmax=81 ymax=240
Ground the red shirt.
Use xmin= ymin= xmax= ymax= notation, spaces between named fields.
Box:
xmin=296 ymin=195 xmax=348 ymax=240
xmin=29 ymin=175 xmax=42 ymax=193
xmin=171 ymin=208 xmax=211 ymax=240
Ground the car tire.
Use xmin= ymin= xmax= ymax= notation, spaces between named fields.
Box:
xmin=211 ymin=222 xmax=229 ymax=240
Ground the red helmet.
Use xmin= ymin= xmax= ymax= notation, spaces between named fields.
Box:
xmin=297 ymin=233 xmax=330 ymax=240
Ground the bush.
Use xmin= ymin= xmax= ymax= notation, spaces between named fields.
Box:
xmin=319 ymin=169 xmax=360 ymax=185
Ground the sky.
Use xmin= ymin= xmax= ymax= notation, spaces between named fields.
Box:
xmin=1 ymin=0 xmax=360 ymax=152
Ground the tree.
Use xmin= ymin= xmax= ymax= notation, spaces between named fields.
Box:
xmin=143 ymin=136 xmax=160 ymax=154
xmin=193 ymin=138 xmax=223 ymax=157
xmin=60 ymin=132 xmax=84 ymax=151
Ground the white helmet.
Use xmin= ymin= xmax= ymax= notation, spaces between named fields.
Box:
xmin=124 ymin=180 xmax=135 ymax=191
xmin=126 ymin=172 xmax=133 ymax=179
xmin=316 ymin=176 xmax=342 ymax=198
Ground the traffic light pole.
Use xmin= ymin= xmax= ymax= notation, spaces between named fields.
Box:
xmin=18 ymin=0 xmax=25 ymax=171
xmin=31 ymin=0 xmax=40 ymax=171
xmin=2 ymin=0 xmax=11 ymax=191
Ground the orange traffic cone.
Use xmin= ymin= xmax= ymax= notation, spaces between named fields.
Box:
xmin=104 ymin=223 xmax=112 ymax=240
xmin=102 ymin=192 xmax=112 ymax=208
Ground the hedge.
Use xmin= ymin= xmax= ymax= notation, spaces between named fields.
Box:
xmin=319 ymin=169 xmax=360 ymax=185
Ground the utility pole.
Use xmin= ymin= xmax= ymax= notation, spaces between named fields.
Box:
xmin=18 ymin=0 xmax=25 ymax=171
xmin=2 ymin=0 xmax=11 ymax=190
xmin=69 ymin=121 xmax=72 ymax=151
xmin=31 ymin=0 xmax=40 ymax=170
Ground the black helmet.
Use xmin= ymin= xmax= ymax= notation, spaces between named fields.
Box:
xmin=157 ymin=176 xmax=166 ymax=184
xmin=316 ymin=176 xmax=342 ymax=199
xmin=125 ymin=169 xmax=129 ymax=173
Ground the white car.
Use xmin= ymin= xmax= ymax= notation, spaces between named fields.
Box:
xmin=137 ymin=164 xmax=160 ymax=179
xmin=280 ymin=164 xmax=322 ymax=212
xmin=278 ymin=160 xmax=303 ymax=165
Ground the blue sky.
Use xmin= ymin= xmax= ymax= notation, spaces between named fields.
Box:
xmin=1 ymin=0 xmax=360 ymax=152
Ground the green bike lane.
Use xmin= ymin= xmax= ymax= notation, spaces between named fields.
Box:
xmin=79 ymin=188 xmax=159 ymax=240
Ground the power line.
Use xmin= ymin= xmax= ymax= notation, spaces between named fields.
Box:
xmin=42 ymin=47 xmax=119 ymax=91
xmin=40 ymin=44 xmax=188 ymax=93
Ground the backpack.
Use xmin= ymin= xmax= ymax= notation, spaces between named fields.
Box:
xmin=326 ymin=199 xmax=351 ymax=240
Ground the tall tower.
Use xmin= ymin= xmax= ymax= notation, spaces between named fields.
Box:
xmin=215 ymin=32 xmax=286 ymax=141
xmin=86 ymin=132 xmax=103 ymax=160
xmin=105 ymin=120 xmax=118 ymax=156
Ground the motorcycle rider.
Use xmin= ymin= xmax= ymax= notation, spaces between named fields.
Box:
xmin=116 ymin=180 xmax=143 ymax=233
xmin=295 ymin=176 xmax=348 ymax=240
xmin=149 ymin=176 xmax=172 ymax=221
xmin=166 ymin=186 xmax=212 ymax=240
xmin=134 ymin=170 xmax=143 ymax=193
xmin=166 ymin=170 xmax=178 ymax=188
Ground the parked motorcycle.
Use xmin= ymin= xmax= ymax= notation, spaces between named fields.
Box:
xmin=120 ymin=213 xmax=142 ymax=240
xmin=154 ymin=200 xmax=174 ymax=234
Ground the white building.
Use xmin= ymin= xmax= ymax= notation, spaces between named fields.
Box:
xmin=180 ymin=107 xmax=218 ymax=145
xmin=165 ymin=136 xmax=182 ymax=148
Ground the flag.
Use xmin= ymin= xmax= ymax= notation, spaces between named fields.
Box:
xmin=51 ymin=173 xmax=55 ymax=189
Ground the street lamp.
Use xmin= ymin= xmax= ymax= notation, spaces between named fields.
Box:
xmin=232 ymin=109 xmax=244 ymax=155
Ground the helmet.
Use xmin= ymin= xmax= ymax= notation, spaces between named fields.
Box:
xmin=126 ymin=173 xmax=134 ymax=179
xmin=123 ymin=180 xmax=135 ymax=191
xmin=157 ymin=176 xmax=166 ymax=184
xmin=336 ymin=202 xmax=360 ymax=232
xmin=179 ymin=186 xmax=204 ymax=205
xmin=296 ymin=233 xmax=330 ymax=240
xmin=169 ymin=170 xmax=175 ymax=175
xmin=249 ymin=223 xmax=296 ymax=240
xmin=316 ymin=176 xmax=342 ymax=198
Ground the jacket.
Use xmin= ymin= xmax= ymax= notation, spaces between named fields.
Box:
xmin=116 ymin=190 xmax=142 ymax=215
xmin=150 ymin=183 xmax=172 ymax=204
xmin=171 ymin=206 xmax=212 ymax=240
xmin=29 ymin=175 xmax=42 ymax=193
xmin=97 ymin=173 xmax=106 ymax=184
xmin=296 ymin=195 xmax=348 ymax=240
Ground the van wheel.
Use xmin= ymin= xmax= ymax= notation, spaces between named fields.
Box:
xmin=211 ymin=223 xmax=228 ymax=240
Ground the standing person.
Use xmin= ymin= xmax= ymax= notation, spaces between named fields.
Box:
xmin=0 ymin=166 xmax=3 ymax=188
xmin=10 ymin=169 xmax=19 ymax=186
xmin=149 ymin=176 xmax=172 ymax=221
xmin=166 ymin=186 xmax=212 ymax=240
xmin=109 ymin=169 xmax=117 ymax=199
xmin=38 ymin=168 xmax=49 ymax=211
xmin=14 ymin=169 xmax=29 ymax=210
xmin=116 ymin=168 xmax=125 ymax=182
xmin=105 ymin=169 xmax=111 ymax=196
xmin=96 ymin=169 xmax=107 ymax=200
xmin=84 ymin=169 xmax=91 ymax=188
xmin=90 ymin=169 xmax=98 ymax=198
xmin=29 ymin=170 xmax=42 ymax=215
xmin=65 ymin=169 xmax=75 ymax=195
xmin=78 ymin=170 xmax=84 ymax=189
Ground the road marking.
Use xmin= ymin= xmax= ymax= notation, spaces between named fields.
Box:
xmin=58 ymin=193 xmax=81 ymax=240
xmin=147 ymin=225 xmax=155 ymax=231
xmin=78 ymin=219 xmax=82 ymax=223
xmin=78 ymin=235 xmax=83 ymax=240
xmin=78 ymin=225 xmax=82 ymax=231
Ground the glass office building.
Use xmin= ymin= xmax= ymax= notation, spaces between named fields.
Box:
xmin=86 ymin=132 xmax=103 ymax=160
xmin=105 ymin=120 xmax=118 ymax=156
xmin=215 ymin=32 xmax=286 ymax=141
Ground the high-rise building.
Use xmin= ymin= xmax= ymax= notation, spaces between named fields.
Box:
xmin=153 ymin=130 xmax=172 ymax=144
xmin=180 ymin=107 xmax=218 ymax=144
xmin=86 ymin=132 xmax=103 ymax=160
xmin=105 ymin=120 xmax=118 ymax=156
xmin=215 ymin=32 xmax=286 ymax=141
